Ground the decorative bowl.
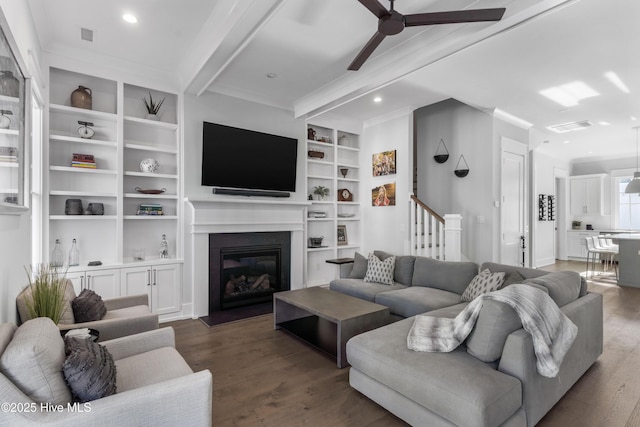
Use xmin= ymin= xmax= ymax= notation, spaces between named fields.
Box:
xmin=139 ymin=158 xmax=159 ymax=173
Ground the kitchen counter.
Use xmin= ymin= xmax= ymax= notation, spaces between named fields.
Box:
xmin=602 ymin=233 xmax=640 ymax=287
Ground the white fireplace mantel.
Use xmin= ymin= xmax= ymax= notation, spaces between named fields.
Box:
xmin=184 ymin=197 xmax=309 ymax=317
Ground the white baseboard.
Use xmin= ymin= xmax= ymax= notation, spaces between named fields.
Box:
xmin=536 ymin=257 xmax=556 ymax=267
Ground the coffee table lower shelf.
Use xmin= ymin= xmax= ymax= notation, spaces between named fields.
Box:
xmin=274 ymin=287 xmax=390 ymax=368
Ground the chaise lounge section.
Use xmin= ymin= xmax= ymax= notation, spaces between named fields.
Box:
xmin=330 ymin=251 xmax=603 ymax=427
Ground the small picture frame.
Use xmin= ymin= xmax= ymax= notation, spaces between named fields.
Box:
xmin=372 ymin=150 xmax=397 ymax=176
xmin=337 ymin=225 xmax=348 ymax=246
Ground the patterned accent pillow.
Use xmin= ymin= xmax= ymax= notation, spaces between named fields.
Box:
xmin=363 ymin=253 xmax=396 ymax=285
xmin=460 ymin=269 xmax=506 ymax=302
xmin=63 ymin=337 xmax=117 ymax=402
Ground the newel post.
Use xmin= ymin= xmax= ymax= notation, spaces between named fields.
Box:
xmin=444 ymin=214 xmax=462 ymax=261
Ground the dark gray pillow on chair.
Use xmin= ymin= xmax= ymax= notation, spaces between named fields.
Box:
xmin=63 ymin=337 xmax=116 ymax=402
xmin=72 ymin=289 xmax=107 ymax=323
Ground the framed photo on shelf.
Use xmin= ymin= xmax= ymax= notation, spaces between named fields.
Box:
xmin=372 ymin=150 xmax=396 ymax=176
xmin=337 ymin=225 xmax=348 ymax=246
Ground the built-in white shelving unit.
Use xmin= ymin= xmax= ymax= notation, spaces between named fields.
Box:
xmin=305 ymin=123 xmax=361 ymax=286
xmin=45 ymin=66 xmax=183 ymax=320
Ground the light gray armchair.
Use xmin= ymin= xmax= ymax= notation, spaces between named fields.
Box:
xmin=16 ymin=280 xmax=159 ymax=341
xmin=0 ymin=318 xmax=212 ymax=426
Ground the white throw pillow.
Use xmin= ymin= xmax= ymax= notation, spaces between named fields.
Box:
xmin=461 ymin=269 xmax=505 ymax=302
xmin=364 ymin=253 xmax=396 ymax=285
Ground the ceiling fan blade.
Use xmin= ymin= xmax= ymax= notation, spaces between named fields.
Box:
xmin=348 ymin=31 xmax=387 ymax=71
xmin=404 ymin=8 xmax=506 ymax=26
xmin=357 ymin=0 xmax=389 ymax=19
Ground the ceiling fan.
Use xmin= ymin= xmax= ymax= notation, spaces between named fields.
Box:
xmin=348 ymin=0 xmax=506 ymax=70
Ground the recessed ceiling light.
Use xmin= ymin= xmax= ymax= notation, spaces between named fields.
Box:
xmin=598 ymin=121 xmax=611 ymax=126
xmin=122 ymin=13 xmax=138 ymax=24
xmin=632 ymin=116 xmax=638 ymax=121
xmin=265 ymin=73 xmax=277 ymax=79
xmin=539 ymin=81 xmax=599 ymax=107
xmin=563 ymin=140 xmax=570 ymax=144
xmin=373 ymin=96 xmax=382 ymax=103
xmin=604 ymin=71 xmax=630 ymax=94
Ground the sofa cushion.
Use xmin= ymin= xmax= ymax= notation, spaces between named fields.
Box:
xmin=72 ymin=288 xmax=107 ymax=322
xmin=115 ymin=346 xmax=193 ymax=393
xmin=329 ymin=279 xmax=407 ymax=302
xmin=501 ymin=271 xmax=525 ymax=288
xmin=375 ymin=287 xmax=462 ymax=318
xmin=63 ymin=337 xmax=117 ymax=402
xmin=465 ymin=300 xmax=523 ymax=362
xmin=411 ymin=257 xmax=479 ymax=294
xmin=347 ymin=317 xmax=522 ymax=427
xmin=374 ymin=251 xmax=416 ymax=285
xmin=349 ymin=252 xmax=368 ymax=279
xmin=461 ymin=269 xmax=505 ymax=302
xmin=0 ymin=317 xmax=72 ymax=405
xmin=364 ymin=253 xmax=395 ymax=285
xmin=523 ymin=271 xmax=582 ymax=307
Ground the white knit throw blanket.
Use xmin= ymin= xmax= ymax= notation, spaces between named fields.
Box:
xmin=407 ymin=284 xmax=578 ymax=378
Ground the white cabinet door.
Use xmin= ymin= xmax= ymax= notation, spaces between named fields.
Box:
xmin=121 ymin=263 xmax=180 ymax=315
xmin=570 ymin=179 xmax=586 ymax=215
xmin=86 ymin=269 xmax=120 ymax=299
xmin=583 ymin=177 xmax=602 ymax=215
xmin=67 ymin=268 xmax=120 ymax=298
xmin=121 ymin=265 xmax=152 ymax=298
xmin=152 ymin=263 xmax=181 ymax=315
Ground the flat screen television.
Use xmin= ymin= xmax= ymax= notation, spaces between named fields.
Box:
xmin=201 ymin=121 xmax=298 ymax=193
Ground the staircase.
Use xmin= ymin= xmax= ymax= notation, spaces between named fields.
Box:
xmin=409 ymin=195 xmax=462 ymax=261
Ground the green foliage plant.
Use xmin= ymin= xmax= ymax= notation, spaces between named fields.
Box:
xmin=142 ymin=91 xmax=165 ymax=115
xmin=313 ymin=186 xmax=330 ymax=198
xmin=24 ymin=264 xmax=67 ymax=324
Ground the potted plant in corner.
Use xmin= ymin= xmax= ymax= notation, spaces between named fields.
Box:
xmin=23 ymin=264 xmax=67 ymax=324
xmin=572 ymin=220 xmax=582 ymax=230
xmin=143 ymin=91 xmax=165 ymax=121
xmin=313 ymin=186 xmax=330 ymax=201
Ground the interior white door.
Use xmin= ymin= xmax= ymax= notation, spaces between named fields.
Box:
xmin=501 ymin=141 xmax=526 ymax=266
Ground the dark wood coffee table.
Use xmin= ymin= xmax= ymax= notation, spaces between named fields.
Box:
xmin=274 ymin=287 xmax=390 ymax=368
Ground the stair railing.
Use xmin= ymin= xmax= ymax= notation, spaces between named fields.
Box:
xmin=409 ymin=195 xmax=462 ymax=261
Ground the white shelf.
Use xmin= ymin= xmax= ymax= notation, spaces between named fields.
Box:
xmin=0 ymin=95 xmax=19 ymax=105
xmin=0 ymin=162 xmax=18 ymax=168
xmin=337 ymin=162 xmax=360 ymax=169
xmin=50 ymin=103 xmax=117 ymax=121
xmin=337 ymin=177 xmax=359 ymax=183
xmin=124 ymin=171 xmax=178 ymax=179
xmin=50 ymin=134 xmax=117 ymax=147
xmin=124 ymin=115 xmax=178 ymax=130
xmin=124 ymin=215 xmax=178 ymax=220
xmin=0 ymin=129 xmax=18 ymax=136
xmin=337 ymin=145 xmax=359 ymax=152
xmin=124 ymin=142 xmax=177 ymax=154
xmin=124 ymin=193 xmax=178 ymax=199
xmin=306 ymin=246 xmax=334 ymax=252
xmin=49 ymin=190 xmax=117 ymax=197
xmin=50 ymin=166 xmax=117 ymax=175
xmin=308 ymin=174 xmax=333 ymax=180
xmin=307 ymin=217 xmax=334 ymax=222
xmin=50 ymin=215 xmax=117 ymax=220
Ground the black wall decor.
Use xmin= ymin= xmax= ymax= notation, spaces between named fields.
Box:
xmin=434 ymin=139 xmax=449 ymax=163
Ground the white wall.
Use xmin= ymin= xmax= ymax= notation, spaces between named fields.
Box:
xmin=360 ymin=109 xmax=413 ymax=255
xmin=0 ymin=2 xmax=43 ymax=323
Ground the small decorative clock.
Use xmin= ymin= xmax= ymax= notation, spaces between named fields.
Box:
xmin=77 ymin=120 xmax=95 ymax=139
xmin=338 ymin=188 xmax=353 ymax=202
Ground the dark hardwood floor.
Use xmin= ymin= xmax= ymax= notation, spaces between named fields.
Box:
xmin=166 ymin=261 xmax=640 ymax=426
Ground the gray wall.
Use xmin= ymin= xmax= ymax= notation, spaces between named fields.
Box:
xmin=414 ymin=99 xmax=494 ymax=263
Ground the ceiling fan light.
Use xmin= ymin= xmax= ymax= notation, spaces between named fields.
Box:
xmin=625 ymin=172 xmax=640 ymax=193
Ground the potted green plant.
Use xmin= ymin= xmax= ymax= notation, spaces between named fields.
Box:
xmin=313 ymin=185 xmax=330 ymax=200
xmin=572 ymin=220 xmax=582 ymax=230
xmin=23 ymin=264 xmax=67 ymax=324
xmin=142 ymin=91 xmax=165 ymax=121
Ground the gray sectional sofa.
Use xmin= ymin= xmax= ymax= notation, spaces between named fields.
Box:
xmin=329 ymin=251 xmax=603 ymax=427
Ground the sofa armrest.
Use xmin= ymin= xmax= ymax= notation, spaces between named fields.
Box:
xmin=1 ymin=370 xmax=213 ymax=427
xmin=57 ymin=310 xmax=159 ymax=342
xmin=498 ymin=292 xmax=603 ymax=426
xmin=104 ymin=294 xmax=149 ymax=311
xmin=100 ymin=327 xmax=175 ymax=360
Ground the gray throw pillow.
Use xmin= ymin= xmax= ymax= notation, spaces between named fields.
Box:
xmin=501 ymin=271 xmax=525 ymax=288
xmin=374 ymin=250 xmax=416 ymax=285
xmin=72 ymin=289 xmax=107 ymax=323
xmin=63 ymin=337 xmax=117 ymax=402
xmin=460 ymin=269 xmax=505 ymax=302
xmin=349 ymin=252 xmax=368 ymax=279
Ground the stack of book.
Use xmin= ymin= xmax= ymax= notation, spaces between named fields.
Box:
xmin=137 ymin=203 xmax=164 ymax=215
xmin=71 ymin=153 xmax=96 ymax=169
xmin=0 ymin=146 xmax=17 ymax=163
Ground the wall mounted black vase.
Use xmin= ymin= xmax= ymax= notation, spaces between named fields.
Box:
xmin=434 ymin=139 xmax=449 ymax=163
xmin=454 ymin=155 xmax=469 ymax=178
